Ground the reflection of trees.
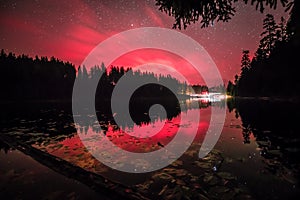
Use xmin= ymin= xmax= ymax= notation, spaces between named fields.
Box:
xmin=228 ymin=99 xmax=300 ymax=181
xmin=242 ymin=124 xmax=251 ymax=144
xmin=0 ymin=97 xmax=222 ymax=142
xmin=0 ymin=102 xmax=76 ymax=145
xmin=91 ymin=98 xmax=219 ymax=135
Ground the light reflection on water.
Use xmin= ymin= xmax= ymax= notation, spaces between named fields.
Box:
xmin=32 ymin=101 xmax=211 ymax=182
xmin=0 ymin=99 xmax=299 ymax=199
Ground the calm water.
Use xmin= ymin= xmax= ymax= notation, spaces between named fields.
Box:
xmin=0 ymin=99 xmax=299 ymax=199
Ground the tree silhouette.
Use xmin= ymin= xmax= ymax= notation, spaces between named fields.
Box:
xmin=234 ymin=74 xmax=239 ymax=85
xmin=155 ymin=0 xmax=293 ymax=29
xmin=0 ymin=50 xmax=76 ymax=101
xmin=241 ymin=50 xmax=251 ymax=76
xmin=255 ymin=14 xmax=278 ymax=59
xmin=228 ymin=0 xmax=300 ymax=97
xmin=82 ymin=65 xmax=89 ymax=79
xmin=0 ymin=50 xmax=198 ymax=103
xmin=242 ymin=124 xmax=252 ymax=144
xmin=229 ymin=99 xmax=300 ymax=181
xmin=226 ymin=80 xmax=235 ymax=96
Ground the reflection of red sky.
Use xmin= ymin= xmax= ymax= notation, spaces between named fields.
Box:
xmin=195 ymin=108 xmax=211 ymax=141
xmin=32 ymin=106 xmax=211 ymax=174
xmin=74 ymin=108 xmax=209 ymax=152
xmin=40 ymin=107 xmax=211 ymax=158
xmin=110 ymin=49 xmax=205 ymax=85
xmin=105 ymin=116 xmax=181 ymax=153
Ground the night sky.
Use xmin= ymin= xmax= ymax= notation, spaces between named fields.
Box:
xmin=0 ymin=0 xmax=288 ymax=84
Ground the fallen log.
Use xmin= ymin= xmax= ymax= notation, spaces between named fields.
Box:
xmin=0 ymin=134 xmax=149 ymax=200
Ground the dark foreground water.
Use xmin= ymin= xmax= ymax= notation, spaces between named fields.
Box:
xmin=0 ymin=98 xmax=299 ymax=199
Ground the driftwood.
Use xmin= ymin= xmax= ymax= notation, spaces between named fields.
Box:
xmin=0 ymin=134 xmax=149 ymax=200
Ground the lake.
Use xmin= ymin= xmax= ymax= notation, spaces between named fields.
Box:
xmin=0 ymin=98 xmax=299 ymax=199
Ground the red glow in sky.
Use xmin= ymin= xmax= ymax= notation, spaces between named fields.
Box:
xmin=111 ymin=49 xmax=205 ymax=84
xmin=0 ymin=0 xmax=288 ymax=84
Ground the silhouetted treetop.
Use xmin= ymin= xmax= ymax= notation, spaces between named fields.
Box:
xmin=241 ymin=50 xmax=251 ymax=75
xmin=255 ymin=14 xmax=279 ymax=59
xmin=155 ymin=0 xmax=293 ymax=29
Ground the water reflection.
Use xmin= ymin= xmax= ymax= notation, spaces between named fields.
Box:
xmin=0 ymin=102 xmax=76 ymax=146
xmin=0 ymin=98 xmax=299 ymax=199
xmin=228 ymin=98 xmax=300 ymax=185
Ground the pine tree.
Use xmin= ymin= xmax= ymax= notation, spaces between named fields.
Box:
xmin=255 ymin=14 xmax=278 ymax=59
xmin=77 ymin=66 xmax=82 ymax=79
xmin=82 ymin=65 xmax=89 ymax=79
xmin=241 ymin=50 xmax=251 ymax=76
xmin=226 ymin=81 xmax=234 ymax=95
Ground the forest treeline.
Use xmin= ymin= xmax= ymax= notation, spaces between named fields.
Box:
xmin=227 ymin=1 xmax=300 ymax=97
xmin=0 ymin=50 xmax=212 ymax=102
xmin=0 ymin=50 xmax=76 ymax=101
xmin=78 ymin=63 xmax=194 ymax=100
